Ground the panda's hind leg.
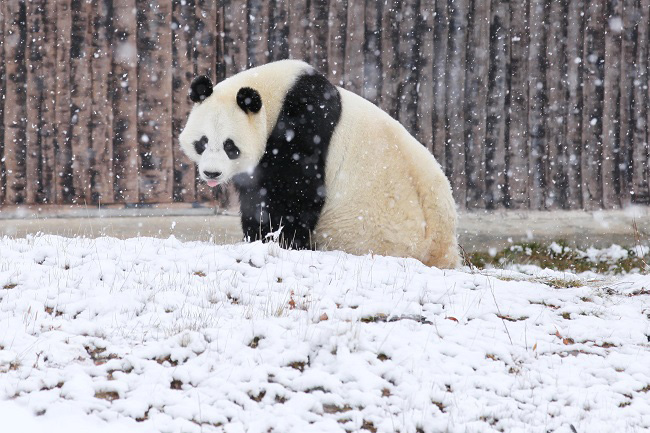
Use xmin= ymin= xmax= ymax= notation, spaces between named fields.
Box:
xmin=423 ymin=236 xmax=461 ymax=269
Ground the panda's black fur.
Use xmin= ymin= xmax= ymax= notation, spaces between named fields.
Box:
xmin=233 ymin=69 xmax=342 ymax=249
xmin=189 ymin=75 xmax=214 ymax=102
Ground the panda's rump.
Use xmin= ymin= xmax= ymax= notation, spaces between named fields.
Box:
xmin=314 ymin=90 xmax=432 ymax=259
xmin=315 ymin=88 xmax=458 ymax=267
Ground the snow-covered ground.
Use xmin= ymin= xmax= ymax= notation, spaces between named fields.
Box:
xmin=1 ymin=235 xmax=649 ymax=433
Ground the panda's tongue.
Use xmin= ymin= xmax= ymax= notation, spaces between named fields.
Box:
xmin=207 ymin=180 xmax=219 ymax=188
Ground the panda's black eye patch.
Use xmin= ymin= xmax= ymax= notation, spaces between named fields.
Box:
xmin=224 ymin=139 xmax=240 ymax=160
xmin=194 ymin=136 xmax=208 ymax=155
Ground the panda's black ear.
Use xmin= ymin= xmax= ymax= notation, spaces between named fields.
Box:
xmin=237 ymin=87 xmax=262 ymax=114
xmin=190 ymin=75 xmax=213 ymax=103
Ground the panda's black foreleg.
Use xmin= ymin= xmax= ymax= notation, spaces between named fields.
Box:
xmin=240 ymin=213 xmax=264 ymax=244
xmin=274 ymin=219 xmax=317 ymax=250
xmin=238 ymin=204 xmax=317 ymax=250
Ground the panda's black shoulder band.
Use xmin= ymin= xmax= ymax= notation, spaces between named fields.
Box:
xmin=190 ymin=75 xmax=213 ymax=103
xmin=237 ymin=87 xmax=262 ymax=114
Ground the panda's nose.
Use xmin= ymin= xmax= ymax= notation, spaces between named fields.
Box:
xmin=203 ymin=170 xmax=221 ymax=179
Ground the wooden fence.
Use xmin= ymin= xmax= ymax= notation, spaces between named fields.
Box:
xmin=0 ymin=0 xmax=649 ymax=210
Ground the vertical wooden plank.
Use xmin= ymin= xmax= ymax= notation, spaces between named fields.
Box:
xmin=217 ymin=10 xmax=229 ymax=78
xmin=69 ymin=0 xmax=92 ymax=204
xmin=645 ymin=0 xmax=650 ymax=203
xmin=0 ymin=1 xmax=5 ymax=204
xmin=632 ymin=0 xmax=649 ymax=202
xmin=25 ymin=0 xmax=45 ymax=204
xmin=247 ymin=0 xmax=269 ymax=67
xmin=54 ymin=0 xmax=74 ymax=204
xmin=89 ymin=0 xmax=115 ymax=204
xmin=617 ymin=0 xmax=638 ymax=206
xmin=363 ymin=0 xmax=382 ymax=104
xmin=3 ymin=0 xmax=27 ymax=204
xmin=196 ymin=0 xmax=217 ymax=78
xmin=546 ymin=0 xmax=570 ymax=209
xmin=445 ymin=0 xmax=468 ymax=206
xmin=379 ymin=0 xmax=401 ymax=119
xmin=565 ymin=0 xmax=585 ymax=209
xmin=268 ymin=0 xmax=289 ymax=62
xmin=398 ymin=0 xmax=418 ymax=131
xmin=602 ymin=0 xmax=622 ymax=208
xmin=465 ymin=0 xmax=490 ymax=209
xmin=505 ymin=0 xmax=530 ymax=208
xmin=431 ymin=0 xmax=448 ymax=172
xmin=172 ymin=0 xmax=196 ymax=202
xmin=327 ymin=0 xmax=347 ymax=85
xmin=639 ymin=0 xmax=650 ymax=204
xmin=416 ymin=3 xmax=435 ymax=153
xmin=136 ymin=0 xmax=173 ymax=203
xmin=223 ymin=0 xmax=248 ymax=76
xmin=39 ymin=0 xmax=58 ymax=204
xmin=344 ymin=0 xmax=365 ymax=93
xmin=309 ymin=0 xmax=330 ymax=72
xmin=288 ymin=0 xmax=309 ymax=61
xmin=527 ymin=0 xmax=548 ymax=210
xmin=112 ymin=0 xmax=139 ymax=202
xmin=215 ymin=2 xmax=227 ymax=82
xmin=485 ymin=0 xmax=508 ymax=209
xmin=581 ymin=0 xmax=606 ymax=209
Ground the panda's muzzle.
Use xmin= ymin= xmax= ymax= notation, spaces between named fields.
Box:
xmin=203 ymin=170 xmax=222 ymax=180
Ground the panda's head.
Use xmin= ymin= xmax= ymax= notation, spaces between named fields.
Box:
xmin=179 ymin=75 xmax=268 ymax=187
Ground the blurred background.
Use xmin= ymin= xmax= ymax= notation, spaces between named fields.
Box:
xmin=0 ymin=0 xmax=649 ymax=214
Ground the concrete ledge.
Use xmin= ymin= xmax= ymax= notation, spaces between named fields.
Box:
xmin=0 ymin=203 xmax=234 ymax=219
xmin=0 ymin=208 xmax=648 ymax=252
xmin=0 ymin=215 xmax=243 ymax=245
xmin=459 ymin=208 xmax=649 ymax=251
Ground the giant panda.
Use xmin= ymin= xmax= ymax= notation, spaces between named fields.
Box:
xmin=179 ymin=60 xmax=460 ymax=268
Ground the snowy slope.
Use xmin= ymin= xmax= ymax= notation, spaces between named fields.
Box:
xmin=0 ymin=235 xmax=649 ymax=433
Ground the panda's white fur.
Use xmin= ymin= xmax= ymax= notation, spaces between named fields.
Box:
xmin=180 ymin=60 xmax=460 ymax=268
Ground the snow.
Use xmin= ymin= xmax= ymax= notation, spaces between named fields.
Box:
xmin=608 ymin=16 xmax=624 ymax=33
xmin=0 ymin=235 xmax=649 ymax=433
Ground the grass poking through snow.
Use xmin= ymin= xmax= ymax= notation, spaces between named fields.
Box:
xmin=466 ymin=241 xmax=650 ymax=274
